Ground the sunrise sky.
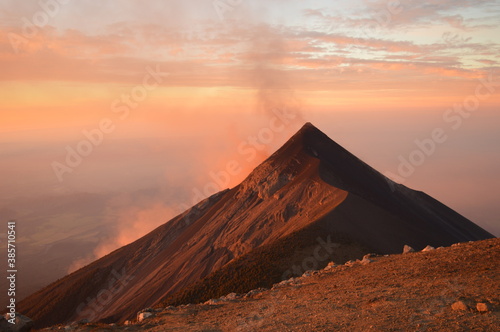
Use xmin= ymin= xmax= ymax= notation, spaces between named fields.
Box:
xmin=0 ymin=0 xmax=499 ymax=296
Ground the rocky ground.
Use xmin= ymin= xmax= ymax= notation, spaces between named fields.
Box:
xmin=38 ymin=238 xmax=499 ymax=331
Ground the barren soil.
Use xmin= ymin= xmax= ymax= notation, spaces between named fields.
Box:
xmin=42 ymin=238 xmax=499 ymax=332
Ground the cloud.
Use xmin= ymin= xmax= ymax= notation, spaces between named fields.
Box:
xmin=67 ymin=195 xmax=177 ymax=273
xmin=309 ymin=0 xmax=498 ymax=35
xmin=1 ymin=1 xmax=499 ymax=89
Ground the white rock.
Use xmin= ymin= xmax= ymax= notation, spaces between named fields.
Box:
xmin=274 ymin=277 xmax=300 ymax=289
xmin=421 ymin=245 xmax=435 ymax=252
xmin=302 ymin=270 xmax=315 ymax=277
xmin=137 ymin=312 xmax=153 ymax=322
xmin=451 ymin=301 xmax=468 ymax=311
xmin=244 ymin=288 xmax=267 ymax=298
xmin=223 ymin=292 xmax=239 ymax=300
xmin=344 ymin=260 xmax=357 ymax=267
xmin=476 ymin=302 xmax=491 ymax=312
xmin=360 ymin=257 xmax=373 ymax=265
xmin=204 ymin=298 xmax=221 ymax=305
xmin=2 ymin=313 xmax=34 ymax=332
xmin=403 ymin=245 xmax=415 ymax=254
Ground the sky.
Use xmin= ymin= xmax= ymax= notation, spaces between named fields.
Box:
xmin=0 ymin=0 xmax=499 ymax=299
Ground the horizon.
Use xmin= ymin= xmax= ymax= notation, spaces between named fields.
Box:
xmin=1 ymin=0 xmax=499 ymax=304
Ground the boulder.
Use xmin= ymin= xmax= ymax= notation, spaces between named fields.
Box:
xmin=302 ymin=270 xmax=315 ymax=277
xmin=403 ymin=245 xmax=415 ymax=254
xmin=2 ymin=313 xmax=34 ymax=332
xmin=244 ymin=288 xmax=267 ymax=298
xmin=422 ymin=245 xmax=435 ymax=252
xmin=344 ymin=260 xmax=357 ymax=267
xmin=273 ymin=277 xmax=300 ymax=290
xmin=360 ymin=257 xmax=373 ymax=265
xmin=137 ymin=311 xmax=153 ymax=322
xmin=223 ymin=292 xmax=239 ymax=301
xmin=204 ymin=298 xmax=222 ymax=305
xmin=451 ymin=301 xmax=469 ymax=311
xmin=324 ymin=262 xmax=336 ymax=270
xmin=476 ymin=302 xmax=491 ymax=312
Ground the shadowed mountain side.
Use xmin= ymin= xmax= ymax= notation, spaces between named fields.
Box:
xmin=159 ymin=221 xmax=375 ymax=308
xmin=16 ymin=122 xmax=494 ymax=328
xmin=299 ymin=123 xmax=492 ymax=246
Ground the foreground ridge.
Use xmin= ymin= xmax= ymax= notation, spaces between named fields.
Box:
xmin=42 ymin=238 xmax=500 ymax=331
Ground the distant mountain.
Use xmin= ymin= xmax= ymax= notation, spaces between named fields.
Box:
xmin=18 ymin=122 xmax=494 ymax=328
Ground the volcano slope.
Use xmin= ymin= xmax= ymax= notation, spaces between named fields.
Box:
xmin=17 ymin=123 xmax=494 ymax=328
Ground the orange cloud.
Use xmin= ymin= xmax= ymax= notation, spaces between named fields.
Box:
xmin=68 ymin=201 xmax=176 ymax=273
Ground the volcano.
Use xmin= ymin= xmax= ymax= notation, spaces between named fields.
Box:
xmin=18 ymin=123 xmax=494 ymax=328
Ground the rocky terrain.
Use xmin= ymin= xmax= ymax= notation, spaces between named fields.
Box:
xmin=36 ymin=238 xmax=499 ymax=331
